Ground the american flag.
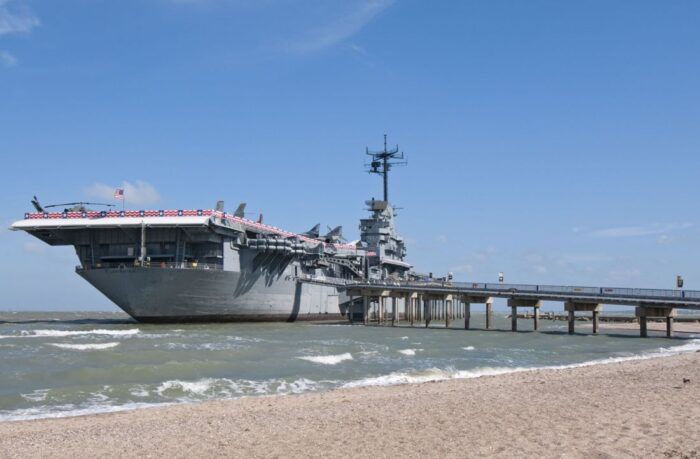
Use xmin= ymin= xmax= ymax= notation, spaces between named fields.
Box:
xmin=114 ymin=188 xmax=124 ymax=200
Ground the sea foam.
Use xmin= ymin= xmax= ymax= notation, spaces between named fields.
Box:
xmin=298 ymin=352 xmax=353 ymax=365
xmin=0 ymin=329 xmax=140 ymax=339
xmin=32 ymin=329 xmax=139 ymax=338
xmin=398 ymin=348 xmax=423 ymax=356
xmin=343 ymin=339 xmax=700 ymax=389
xmin=0 ymin=402 xmax=171 ymax=423
xmin=48 ymin=342 xmax=120 ymax=351
xmin=155 ymin=376 xmax=324 ymax=400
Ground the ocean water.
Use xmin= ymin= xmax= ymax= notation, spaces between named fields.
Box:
xmin=0 ymin=311 xmax=697 ymax=422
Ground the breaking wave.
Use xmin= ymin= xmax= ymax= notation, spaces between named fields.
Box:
xmin=155 ymin=377 xmax=321 ymax=400
xmin=31 ymin=329 xmax=139 ymax=337
xmin=397 ymin=349 xmax=423 ymax=356
xmin=343 ymin=339 xmax=700 ymax=389
xmin=0 ymin=402 xmax=169 ymax=423
xmin=297 ymin=353 xmax=353 ymax=365
xmin=48 ymin=342 xmax=120 ymax=351
xmin=0 ymin=329 xmax=140 ymax=339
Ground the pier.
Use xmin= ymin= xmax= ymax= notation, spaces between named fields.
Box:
xmin=345 ymin=280 xmax=700 ymax=337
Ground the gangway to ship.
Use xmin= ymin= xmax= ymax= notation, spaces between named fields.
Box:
xmin=344 ymin=279 xmax=700 ymax=338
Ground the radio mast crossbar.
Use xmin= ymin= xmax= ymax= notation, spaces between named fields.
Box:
xmin=364 ymin=134 xmax=407 ymax=202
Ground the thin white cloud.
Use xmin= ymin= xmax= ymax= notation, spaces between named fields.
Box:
xmin=450 ymin=264 xmax=474 ymax=275
xmin=23 ymin=241 xmax=46 ymax=255
xmin=607 ymin=268 xmax=641 ymax=283
xmin=0 ymin=49 xmax=15 ymax=66
xmin=521 ymin=252 xmax=612 ymax=277
xmin=0 ymin=0 xmax=40 ymax=36
xmin=349 ymin=42 xmax=368 ymax=56
xmin=590 ymin=223 xmax=693 ymax=238
xmin=557 ymin=253 xmax=613 ymax=264
xmin=449 ymin=248 xmax=497 ymax=278
xmin=286 ymin=0 xmax=393 ymax=54
xmin=85 ymin=180 xmax=162 ymax=206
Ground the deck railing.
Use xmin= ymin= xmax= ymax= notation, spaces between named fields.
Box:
xmin=76 ymin=261 xmax=223 ymax=272
xmin=353 ymin=279 xmax=700 ymax=301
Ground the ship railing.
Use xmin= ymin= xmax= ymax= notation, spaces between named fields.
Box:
xmin=295 ymin=273 xmax=352 ymax=287
xmin=76 ymin=261 xmax=224 ymax=271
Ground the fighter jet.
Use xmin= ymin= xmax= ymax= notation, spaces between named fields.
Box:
xmin=233 ymin=203 xmax=246 ymax=218
xmin=323 ymin=225 xmax=344 ymax=244
xmin=301 ymin=223 xmax=320 ymax=239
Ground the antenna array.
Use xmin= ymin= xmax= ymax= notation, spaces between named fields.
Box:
xmin=364 ymin=134 xmax=407 ymax=202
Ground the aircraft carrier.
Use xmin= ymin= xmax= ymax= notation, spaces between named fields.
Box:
xmin=11 ymin=137 xmax=412 ymax=322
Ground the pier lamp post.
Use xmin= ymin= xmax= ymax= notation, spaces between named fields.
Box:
xmin=498 ymin=272 xmax=504 ymax=283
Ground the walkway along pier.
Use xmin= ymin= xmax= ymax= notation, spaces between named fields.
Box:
xmin=344 ymin=280 xmax=700 ymax=337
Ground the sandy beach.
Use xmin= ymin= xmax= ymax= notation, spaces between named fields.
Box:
xmin=0 ymin=350 xmax=698 ymax=458
xmin=600 ymin=320 xmax=700 ymax=336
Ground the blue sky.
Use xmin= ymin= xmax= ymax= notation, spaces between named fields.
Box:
xmin=1 ymin=0 xmax=699 ymax=311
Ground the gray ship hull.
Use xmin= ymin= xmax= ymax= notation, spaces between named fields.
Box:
xmin=78 ymin=268 xmax=347 ymax=323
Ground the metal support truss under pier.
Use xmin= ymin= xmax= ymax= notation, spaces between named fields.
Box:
xmin=345 ymin=280 xmax=700 ymax=338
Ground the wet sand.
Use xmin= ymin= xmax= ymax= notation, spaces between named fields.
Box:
xmin=0 ymin=352 xmax=698 ymax=458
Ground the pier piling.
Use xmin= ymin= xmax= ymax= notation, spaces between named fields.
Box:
xmin=507 ymin=298 xmax=542 ymax=332
xmin=349 ymin=296 xmax=354 ymax=324
xmin=486 ymin=302 xmax=492 ymax=329
xmin=635 ymin=305 xmax=677 ymax=338
xmin=363 ymin=296 xmax=369 ymax=325
xmin=564 ymin=302 xmax=602 ymax=335
xmin=346 ymin=282 xmax=692 ymax=340
xmin=445 ymin=296 xmax=453 ymax=328
xmin=425 ymin=298 xmax=431 ymax=328
xmin=592 ymin=310 xmax=599 ymax=335
xmin=568 ymin=309 xmax=575 ymax=334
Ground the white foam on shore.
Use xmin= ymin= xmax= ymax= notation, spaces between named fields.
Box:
xmin=157 ymin=379 xmax=220 ymax=397
xmin=274 ymin=378 xmax=318 ymax=394
xmin=463 ymin=346 xmax=475 ymax=351
xmin=48 ymin=342 xmax=120 ymax=351
xmin=0 ymin=402 xmax=172 ymax=423
xmin=344 ymin=339 xmax=700 ymax=389
xmin=155 ymin=376 xmax=323 ymax=400
xmin=298 ymin=353 xmax=353 ymax=365
xmin=0 ymin=329 xmax=140 ymax=339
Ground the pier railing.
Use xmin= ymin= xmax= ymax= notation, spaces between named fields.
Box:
xmin=349 ymin=279 xmax=700 ymax=306
xmin=345 ymin=278 xmax=700 ymax=337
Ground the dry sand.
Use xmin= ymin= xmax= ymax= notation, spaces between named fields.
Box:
xmin=1 ymin=352 xmax=699 ymax=458
xmin=601 ymin=320 xmax=700 ymax=336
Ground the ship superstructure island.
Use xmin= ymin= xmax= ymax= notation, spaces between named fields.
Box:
xmin=11 ymin=138 xmax=411 ymax=322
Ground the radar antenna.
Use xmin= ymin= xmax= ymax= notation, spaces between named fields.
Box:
xmin=365 ymin=134 xmax=406 ymax=202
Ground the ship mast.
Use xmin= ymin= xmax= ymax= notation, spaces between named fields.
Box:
xmin=365 ymin=134 xmax=406 ymax=202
